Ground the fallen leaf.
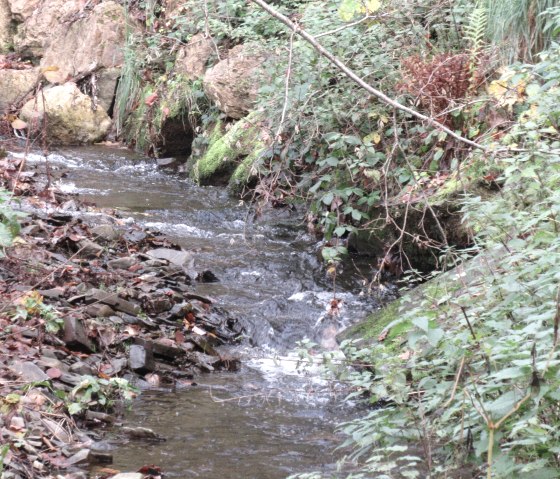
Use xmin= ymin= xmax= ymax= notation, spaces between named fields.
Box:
xmin=11 ymin=118 xmax=27 ymax=130
xmin=145 ymin=92 xmax=158 ymax=106
xmin=399 ymin=350 xmax=412 ymax=360
xmin=377 ymin=329 xmax=389 ymax=342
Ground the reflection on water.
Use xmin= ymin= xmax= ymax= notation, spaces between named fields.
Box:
xmin=110 ymin=368 xmax=347 ymax=478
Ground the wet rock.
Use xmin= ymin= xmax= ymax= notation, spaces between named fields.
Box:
xmin=166 ymin=302 xmax=193 ymax=320
xmin=150 ymin=339 xmax=186 ymax=361
xmin=107 ymin=256 xmax=137 ymax=270
xmin=9 ymin=361 xmax=49 ymax=382
xmin=63 ymin=317 xmax=94 ymax=353
xmin=85 ymin=411 xmax=116 ymax=424
xmin=65 ymin=448 xmax=90 ymax=465
xmin=109 ymin=473 xmax=144 ymax=479
xmin=145 ymin=247 xmax=195 ymax=274
xmin=128 ymin=344 xmax=155 ymax=374
xmin=89 ymin=441 xmax=113 ymax=464
xmin=121 ymin=426 xmax=165 ymax=441
xmin=197 ymin=269 xmax=219 ymax=283
xmin=156 ymin=157 xmax=179 ymax=168
xmin=185 ymin=352 xmax=220 ymax=372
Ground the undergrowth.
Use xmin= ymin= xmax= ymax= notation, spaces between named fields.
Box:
xmin=290 ymin=44 xmax=560 ymax=479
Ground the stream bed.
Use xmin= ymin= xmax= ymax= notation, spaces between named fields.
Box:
xmin=21 ymin=145 xmax=378 ymax=478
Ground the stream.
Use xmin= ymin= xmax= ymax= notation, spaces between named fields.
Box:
xmin=21 ymin=145 xmax=378 ymax=478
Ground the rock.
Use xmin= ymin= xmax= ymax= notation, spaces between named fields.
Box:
xmin=89 ymin=441 xmax=113 ymax=464
xmin=77 ymin=239 xmax=104 ymax=258
xmin=91 ymin=224 xmax=121 ymax=243
xmin=186 ymin=351 xmax=220 ymax=372
xmin=145 ymin=338 xmax=185 ymax=361
xmin=156 ymin=157 xmax=179 ymax=168
xmin=85 ymin=288 xmax=141 ymax=316
xmin=109 ymin=473 xmax=144 ymax=479
xmin=85 ymin=411 xmax=116 ymax=424
xmin=107 ymin=256 xmax=137 ymax=270
xmin=0 ymin=0 xmax=14 ymax=53
xmin=9 ymin=361 xmax=49 ymax=382
xmin=12 ymin=0 xmax=81 ymax=58
xmin=63 ymin=317 xmax=94 ymax=353
xmin=176 ymin=33 xmax=215 ymax=79
xmin=128 ymin=344 xmax=155 ymax=374
xmin=0 ymin=67 xmax=40 ymax=114
xmin=36 ymin=356 xmax=66 ymax=371
xmin=20 ymin=83 xmax=112 ymax=145
xmin=96 ymin=66 xmax=121 ymax=114
xmin=59 ymin=371 xmax=86 ymax=386
xmin=145 ymin=247 xmax=195 ymax=272
xmin=203 ymin=44 xmax=269 ymax=118
xmin=105 ymin=357 xmax=128 ymax=376
xmin=69 ymin=361 xmax=95 ymax=376
xmin=40 ymin=1 xmax=130 ymax=80
xmin=85 ymin=303 xmax=115 ymax=317
xmin=121 ymin=426 xmax=164 ymax=441
xmin=36 ymin=287 xmax=65 ymax=298
xmin=41 ymin=418 xmax=71 ymax=443
xmin=7 ymin=0 xmax=41 ymax=22
xmin=65 ymin=448 xmax=90 ymax=465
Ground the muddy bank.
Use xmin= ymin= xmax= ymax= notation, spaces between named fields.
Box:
xmin=0 ymin=148 xmax=243 ymax=479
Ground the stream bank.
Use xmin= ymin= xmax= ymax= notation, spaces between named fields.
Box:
xmin=0 ymin=143 xmax=379 ymax=478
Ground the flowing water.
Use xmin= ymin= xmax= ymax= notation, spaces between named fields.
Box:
xmin=18 ymin=146 xmax=378 ymax=478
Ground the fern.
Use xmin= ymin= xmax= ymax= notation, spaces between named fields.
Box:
xmin=464 ymin=3 xmax=488 ymax=62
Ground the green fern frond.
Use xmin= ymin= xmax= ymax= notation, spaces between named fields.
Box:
xmin=464 ymin=3 xmax=488 ymax=56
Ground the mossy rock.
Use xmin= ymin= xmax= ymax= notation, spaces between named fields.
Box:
xmin=190 ymin=111 xmax=266 ymax=187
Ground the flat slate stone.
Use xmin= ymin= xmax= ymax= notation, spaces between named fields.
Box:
xmin=9 ymin=361 xmax=49 ymax=383
xmin=145 ymin=247 xmax=195 ymax=271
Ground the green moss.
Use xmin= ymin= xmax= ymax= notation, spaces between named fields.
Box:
xmin=191 ymin=111 xmax=265 ymax=185
xmin=229 ymin=146 xmax=266 ymax=191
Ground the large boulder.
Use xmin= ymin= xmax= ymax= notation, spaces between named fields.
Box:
xmin=20 ymin=82 xmax=111 ymax=145
xmin=12 ymin=0 xmax=82 ymax=59
xmin=6 ymin=0 xmax=42 ymax=22
xmin=176 ymin=33 xmax=214 ymax=80
xmin=40 ymin=1 xmax=129 ymax=80
xmin=0 ymin=67 xmax=40 ymax=113
xmin=0 ymin=0 xmax=14 ymax=53
xmin=203 ymin=44 xmax=269 ymax=119
xmin=39 ymin=1 xmax=134 ymax=115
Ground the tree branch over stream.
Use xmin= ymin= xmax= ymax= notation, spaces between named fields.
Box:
xmin=248 ymin=0 xmax=487 ymax=151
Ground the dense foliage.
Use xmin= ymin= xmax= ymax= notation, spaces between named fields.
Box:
xmin=115 ymin=2 xmax=560 ymax=476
